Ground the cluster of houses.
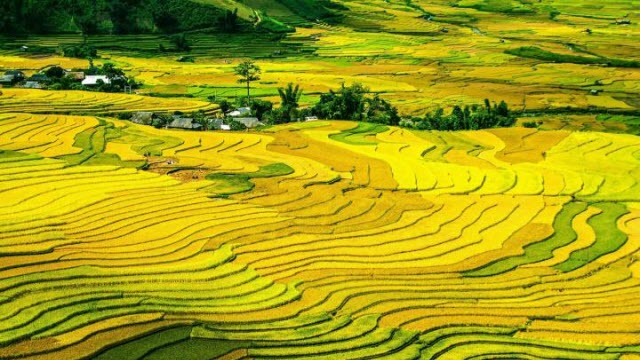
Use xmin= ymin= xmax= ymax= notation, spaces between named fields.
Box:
xmin=2 ymin=68 xmax=320 ymax=130
xmin=0 ymin=69 xmax=112 ymax=89
xmin=0 ymin=71 xmax=26 ymax=87
xmin=131 ymin=106 xmax=264 ymax=131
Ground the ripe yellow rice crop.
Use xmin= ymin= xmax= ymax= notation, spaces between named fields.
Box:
xmin=1 ymin=113 xmax=640 ymax=358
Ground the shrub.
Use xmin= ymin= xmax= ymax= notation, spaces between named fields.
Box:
xmin=523 ymin=121 xmax=540 ymax=128
xmin=170 ymin=33 xmax=191 ymax=52
xmin=45 ymin=66 xmax=65 ymax=79
xmin=63 ymin=44 xmax=98 ymax=58
xmin=251 ymin=99 xmax=274 ymax=121
xmin=216 ymin=99 xmax=232 ymax=113
xmin=227 ymin=119 xmax=247 ymax=131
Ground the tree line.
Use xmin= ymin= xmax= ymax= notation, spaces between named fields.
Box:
xmin=405 ymin=99 xmax=516 ymax=131
xmin=229 ymin=61 xmax=515 ymax=131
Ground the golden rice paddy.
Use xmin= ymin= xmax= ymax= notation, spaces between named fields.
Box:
xmin=0 ymin=100 xmax=639 ymax=358
xmin=1 ymin=0 xmax=639 ymax=357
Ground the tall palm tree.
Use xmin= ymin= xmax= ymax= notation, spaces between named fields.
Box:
xmin=278 ymin=83 xmax=303 ymax=110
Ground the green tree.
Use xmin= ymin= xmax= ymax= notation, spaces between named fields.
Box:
xmin=251 ymin=99 xmax=273 ymax=121
xmin=101 ymin=63 xmax=125 ymax=79
xmin=170 ymin=33 xmax=191 ymax=52
xmin=234 ymin=61 xmax=261 ymax=105
xmin=109 ymin=0 xmax=136 ymax=34
xmin=153 ymin=113 xmax=173 ymax=128
xmin=71 ymin=0 xmax=100 ymax=35
xmin=45 ymin=66 xmax=65 ymax=79
xmin=218 ymin=99 xmax=231 ymax=114
xmin=418 ymin=99 xmax=514 ymax=131
xmin=312 ymin=83 xmax=398 ymax=125
xmin=277 ymin=83 xmax=303 ymax=122
xmin=228 ymin=119 xmax=247 ymax=131
xmin=277 ymin=83 xmax=303 ymax=110
xmin=191 ymin=110 xmax=208 ymax=130
xmin=153 ymin=10 xmax=179 ymax=33
xmin=219 ymin=8 xmax=238 ymax=32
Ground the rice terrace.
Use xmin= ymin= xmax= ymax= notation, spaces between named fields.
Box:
xmin=1 ymin=0 xmax=640 ymax=359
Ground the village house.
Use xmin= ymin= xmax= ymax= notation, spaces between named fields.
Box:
xmin=82 ymin=75 xmax=110 ymax=86
xmin=209 ymin=118 xmax=224 ymax=130
xmin=234 ymin=117 xmax=263 ymax=129
xmin=17 ymin=73 xmax=50 ymax=89
xmin=0 ymin=70 xmax=26 ymax=87
xmin=29 ymin=74 xmax=50 ymax=82
xmin=23 ymin=81 xmax=45 ymax=89
xmin=168 ymin=116 xmax=203 ymax=130
xmin=227 ymin=107 xmax=252 ymax=117
xmin=64 ymin=71 xmax=86 ymax=81
xmin=26 ymin=74 xmax=50 ymax=88
xmin=131 ymin=112 xmax=155 ymax=125
xmin=5 ymin=70 xmax=25 ymax=81
xmin=0 ymin=76 xmax=14 ymax=87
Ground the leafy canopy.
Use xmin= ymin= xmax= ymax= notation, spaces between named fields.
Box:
xmin=234 ymin=61 xmax=262 ymax=84
xmin=312 ymin=83 xmax=400 ymax=126
xmin=278 ymin=83 xmax=303 ymax=110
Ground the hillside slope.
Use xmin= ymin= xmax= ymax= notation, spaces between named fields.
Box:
xmin=0 ymin=0 xmax=343 ymax=35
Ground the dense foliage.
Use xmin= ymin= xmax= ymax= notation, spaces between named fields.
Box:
xmin=63 ymin=43 xmax=98 ymax=58
xmin=218 ymin=8 xmax=239 ymax=33
xmin=249 ymin=82 xmax=512 ymax=131
xmin=0 ymin=0 xmax=341 ymax=35
xmin=407 ymin=99 xmax=516 ymax=131
xmin=0 ymin=0 xmax=236 ymax=34
xmin=312 ymin=83 xmax=401 ymax=126
xmin=506 ymin=46 xmax=640 ymax=68
xmin=263 ymin=83 xmax=303 ymax=124
xmin=275 ymin=0 xmax=346 ymax=24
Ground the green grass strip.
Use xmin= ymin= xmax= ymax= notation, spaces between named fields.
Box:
xmin=506 ymin=46 xmax=640 ymax=68
xmin=0 ymin=150 xmax=38 ymax=160
xmin=56 ymin=120 xmax=145 ymax=168
xmin=194 ymin=315 xmax=354 ymax=343
xmin=329 ymin=122 xmax=389 ymax=145
xmin=555 ymin=202 xmax=629 ymax=272
xmin=465 ymin=202 xmax=588 ymax=277
xmin=93 ymin=326 xmax=192 ymax=360
xmin=204 ymin=162 xmax=294 ymax=195
xmin=56 ymin=127 xmax=95 ymax=166
xmin=143 ymin=337 xmax=250 ymax=360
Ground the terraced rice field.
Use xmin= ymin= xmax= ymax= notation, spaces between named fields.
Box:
xmin=0 ymin=95 xmax=640 ymax=358
xmin=1 ymin=0 xmax=640 ymax=358
xmin=2 ymin=1 xmax=639 ymax=116
xmin=0 ymin=89 xmax=218 ymax=115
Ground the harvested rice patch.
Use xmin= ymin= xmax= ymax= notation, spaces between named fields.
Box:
xmin=490 ymin=128 xmax=570 ymax=164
